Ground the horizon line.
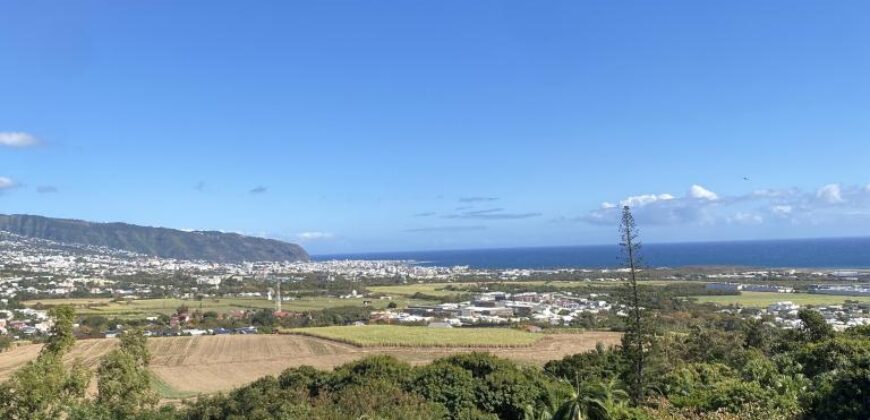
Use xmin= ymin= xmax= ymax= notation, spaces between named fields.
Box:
xmin=312 ymin=234 xmax=870 ymax=257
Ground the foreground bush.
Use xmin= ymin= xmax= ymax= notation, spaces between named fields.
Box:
xmin=181 ymin=353 xmax=570 ymax=420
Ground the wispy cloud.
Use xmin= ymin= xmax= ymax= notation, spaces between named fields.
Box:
xmin=36 ymin=186 xmax=58 ymax=194
xmin=296 ymin=231 xmax=335 ymax=241
xmin=466 ymin=212 xmax=542 ymax=220
xmin=463 ymin=208 xmax=503 ymax=215
xmin=726 ymin=212 xmax=763 ymax=225
xmin=579 ymin=183 xmax=870 ymax=227
xmin=0 ymin=132 xmax=39 ymax=148
xmin=405 ymin=225 xmax=488 ymax=232
xmin=0 ymin=177 xmax=15 ymax=190
xmin=249 ymin=186 xmax=268 ymax=194
xmin=458 ymin=196 xmax=499 ymax=203
xmin=413 ymin=212 xmax=436 ymax=217
xmin=442 ymin=207 xmax=541 ymax=220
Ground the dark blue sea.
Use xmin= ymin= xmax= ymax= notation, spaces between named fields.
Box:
xmin=315 ymin=237 xmax=870 ymax=269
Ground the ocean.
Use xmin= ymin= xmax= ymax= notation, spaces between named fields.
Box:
xmin=314 ymin=237 xmax=870 ymax=269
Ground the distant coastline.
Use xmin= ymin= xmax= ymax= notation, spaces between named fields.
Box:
xmin=315 ymin=236 xmax=870 ymax=270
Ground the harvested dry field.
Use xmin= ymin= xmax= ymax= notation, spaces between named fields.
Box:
xmin=0 ymin=332 xmax=620 ymax=397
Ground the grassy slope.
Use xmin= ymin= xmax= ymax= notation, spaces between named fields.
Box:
xmin=149 ymin=372 xmax=200 ymax=399
xmin=1 ymin=333 xmax=621 ymax=398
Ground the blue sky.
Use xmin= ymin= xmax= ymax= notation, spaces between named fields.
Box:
xmin=2 ymin=1 xmax=870 ymax=254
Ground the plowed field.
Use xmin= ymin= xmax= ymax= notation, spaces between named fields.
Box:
xmin=0 ymin=331 xmax=621 ymax=398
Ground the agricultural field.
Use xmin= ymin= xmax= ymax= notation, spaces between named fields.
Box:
xmin=692 ymin=291 xmax=870 ymax=307
xmin=287 ymin=325 xmax=543 ymax=347
xmin=22 ymin=296 xmax=437 ymax=318
xmin=0 ymin=331 xmax=621 ymax=399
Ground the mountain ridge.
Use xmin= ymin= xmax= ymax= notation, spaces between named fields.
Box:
xmin=0 ymin=214 xmax=309 ymax=263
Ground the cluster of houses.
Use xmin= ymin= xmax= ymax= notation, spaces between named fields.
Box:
xmin=729 ymin=300 xmax=870 ymax=331
xmin=0 ymin=272 xmax=159 ymax=301
xmin=0 ymin=303 xmax=271 ymax=340
xmin=706 ymin=281 xmax=870 ymax=297
xmin=136 ymin=326 xmax=259 ymax=338
xmin=807 ymin=284 xmax=870 ymax=296
xmin=102 ymin=307 xmax=265 ymax=339
xmin=0 ymin=307 xmax=53 ymax=338
xmin=371 ymin=291 xmax=613 ymax=327
xmin=814 ymin=304 xmax=870 ymax=330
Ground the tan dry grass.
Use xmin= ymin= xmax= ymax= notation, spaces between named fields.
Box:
xmin=0 ymin=332 xmax=621 ymax=397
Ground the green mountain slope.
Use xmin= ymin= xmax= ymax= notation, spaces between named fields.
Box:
xmin=0 ymin=214 xmax=308 ymax=263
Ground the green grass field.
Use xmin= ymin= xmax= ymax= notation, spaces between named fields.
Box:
xmin=286 ymin=325 xmax=543 ymax=348
xmin=693 ymin=291 xmax=870 ymax=307
xmin=23 ymin=296 xmax=437 ymax=318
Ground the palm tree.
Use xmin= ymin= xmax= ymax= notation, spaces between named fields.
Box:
xmin=551 ymin=378 xmax=630 ymax=420
xmin=522 ymin=404 xmax=554 ymax=420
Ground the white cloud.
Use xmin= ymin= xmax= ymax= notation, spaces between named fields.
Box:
xmin=296 ymin=232 xmax=335 ymax=241
xmin=816 ymin=184 xmax=843 ymax=204
xmin=619 ymin=193 xmax=675 ymax=207
xmin=584 ymin=188 xmax=705 ymax=225
xmin=580 ymin=182 xmax=870 ymax=228
xmin=689 ymin=184 xmax=719 ymax=200
xmin=771 ymin=205 xmax=792 ymax=216
xmin=0 ymin=132 xmax=39 ymax=147
xmin=0 ymin=177 xmax=15 ymax=189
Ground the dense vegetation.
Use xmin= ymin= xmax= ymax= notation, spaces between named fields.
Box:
xmin=0 ymin=214 xmax=308 ymax=262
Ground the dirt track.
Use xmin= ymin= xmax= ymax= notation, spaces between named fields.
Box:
xmin=0 ymin=332 xmax=621 ymax=396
